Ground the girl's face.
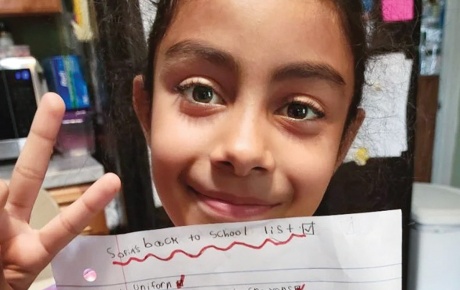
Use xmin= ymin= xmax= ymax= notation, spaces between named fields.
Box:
xmin=135 ymin=0 xmax=362 ymax=226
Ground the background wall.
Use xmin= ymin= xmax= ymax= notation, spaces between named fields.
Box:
xmin=452 ymin=100 xmax=460 ymax=187
xmin=431 ymin=0 xmax=460 ymax=186
xmin=452 ymin=0 xmax=460 ymax=187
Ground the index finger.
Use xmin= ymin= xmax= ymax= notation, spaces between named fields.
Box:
xmin=6 ymin=93 xmax=65 ymax=221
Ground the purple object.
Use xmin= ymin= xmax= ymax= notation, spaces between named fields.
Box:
xmin=55 ymin=110 xmax=95 ymax=156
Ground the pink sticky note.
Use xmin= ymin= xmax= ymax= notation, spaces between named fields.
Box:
xmin=382 ymin=0 xmax=414 ymax=22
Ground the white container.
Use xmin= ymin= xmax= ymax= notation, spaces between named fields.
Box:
xmin=408 ymin=182 xmax=460 ymax=290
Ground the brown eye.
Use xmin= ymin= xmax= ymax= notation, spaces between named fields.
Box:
xmin=176 ymin=79 xmax=224 ymax=105
xmin=279 ymin=101 xmax=324 ymax=120
xmin=287 ymin=102 xmax=309 ymax=119
xmin=192 ymin=85 xmax=214 ymax=103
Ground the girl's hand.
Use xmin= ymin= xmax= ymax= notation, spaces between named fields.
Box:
xmin=0 ymin=93 xmax=121 ymax=290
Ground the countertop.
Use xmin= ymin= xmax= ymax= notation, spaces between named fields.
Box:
xmin=0 ymin=154 xmax=105 ymax=188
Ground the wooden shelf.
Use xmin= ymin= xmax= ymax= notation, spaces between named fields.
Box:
xmin=0 ymin=0 xmax=62 ymax=16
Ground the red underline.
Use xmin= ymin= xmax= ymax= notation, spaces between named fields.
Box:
xmin=113 ymin=233 xmax=306 ymax=266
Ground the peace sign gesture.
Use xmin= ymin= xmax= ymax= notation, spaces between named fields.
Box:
xmin=0 ymin=93 xmax=120 ymax=289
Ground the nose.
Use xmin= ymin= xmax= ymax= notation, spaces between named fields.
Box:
xmin=210 ymin=112 xmax=275 ymax=177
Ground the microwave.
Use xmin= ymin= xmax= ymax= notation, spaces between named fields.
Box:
xmin=0 ymin=57 xmax=47 ymax=160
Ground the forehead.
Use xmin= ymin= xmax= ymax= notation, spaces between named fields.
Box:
xmin=158 ymin=0 xmax=354 ymax=95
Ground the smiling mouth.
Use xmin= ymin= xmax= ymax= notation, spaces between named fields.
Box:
xmin=188 ymin=186 xmax=278 ymax=220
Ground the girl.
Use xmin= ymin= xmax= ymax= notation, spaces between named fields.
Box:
xmin=0 ymin=0 xmax=367 ymax=289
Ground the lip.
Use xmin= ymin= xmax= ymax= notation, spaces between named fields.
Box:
xmin=188 ymin=185 xmax=279 ymax=221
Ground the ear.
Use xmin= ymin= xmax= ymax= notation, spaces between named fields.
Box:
xmin=133 ymin=75 xmax=152 ymax=140
xmin=335 ymin=108 xmax=365 ymax=170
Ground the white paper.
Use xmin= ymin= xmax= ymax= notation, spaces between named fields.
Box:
xmin=52 ymin=210 xmax=402 ymax=290
xmin=345 ymin=53 xmax=413 ymax=162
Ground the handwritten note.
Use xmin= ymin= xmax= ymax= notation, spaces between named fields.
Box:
xmin=52 ymin=210 xmax=402 ymax=290
xmin=382 ymin=0 xmax=414 ymax=22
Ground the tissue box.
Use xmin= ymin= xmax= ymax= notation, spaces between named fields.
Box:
xmin=42 ymin=55 xmax=90 ymax=110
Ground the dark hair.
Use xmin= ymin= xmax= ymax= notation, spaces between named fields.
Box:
xmin=143 ymin=0 xmax=367 ymax=133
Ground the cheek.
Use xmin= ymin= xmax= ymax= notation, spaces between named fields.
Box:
xmin=278 ymin=135 xmax=341 ymax=214
xmin=150 ymin=101 xmax=189 ymax=171
xmin=289 ymin=148 xmax=337 ymax=191
xmin=149 ymin=92 xmax=211 ymax=174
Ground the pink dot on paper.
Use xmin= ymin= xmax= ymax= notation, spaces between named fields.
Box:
xmin=83 ymin=268 xmax=97 ymax=282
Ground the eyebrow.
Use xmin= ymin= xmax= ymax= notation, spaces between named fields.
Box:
xmin=164 ymin=40 xmax=239 ymax=73
xmin=164 ymin=40 xmax=345 ymax=86
xmin=272 ymin=63 xmax=346 ymax=86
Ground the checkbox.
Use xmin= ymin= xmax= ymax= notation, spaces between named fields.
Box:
xmin=302 ymin=222 xmax=315 ymax=235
